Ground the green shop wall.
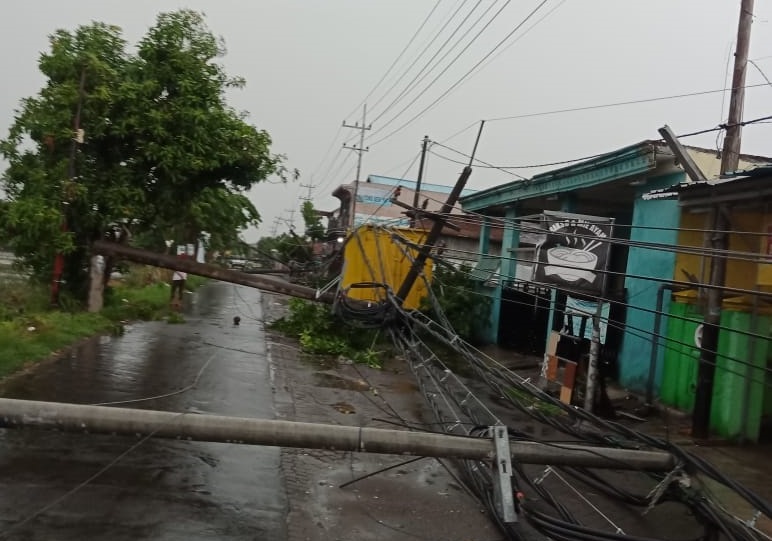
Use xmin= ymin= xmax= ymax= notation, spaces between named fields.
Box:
xmin=616 ymin=172 xmax=682 ymax=393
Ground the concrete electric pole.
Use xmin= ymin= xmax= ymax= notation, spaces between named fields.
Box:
xmin=692 ymin=0 xmax=754 ymax=439
xmin=299 ymin=181 xmax=315 ymax=202
xmin=342 ymin=104 xmax=371 ymax=228
xmin=721 ymin=0 xmax=754 ymax=175
xmin=410 ymin=135 xmax=430 ymax=227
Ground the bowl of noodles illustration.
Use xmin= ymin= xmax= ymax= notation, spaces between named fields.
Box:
xmin=545 ymin=247 xmax=598 ymax=283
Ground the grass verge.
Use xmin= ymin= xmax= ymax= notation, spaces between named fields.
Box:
xmin=0 ymin=266 xmax=207 ymax=379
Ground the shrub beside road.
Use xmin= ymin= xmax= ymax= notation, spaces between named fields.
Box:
xmin=0 ymin=266 xmax=205 ymax=378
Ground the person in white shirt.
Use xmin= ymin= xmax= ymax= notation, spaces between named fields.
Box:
xmin=171 ymin=269 xmax=187 ymax=305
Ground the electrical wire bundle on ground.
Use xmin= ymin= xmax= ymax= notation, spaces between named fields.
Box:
xmin=333 ymin=222 xmax=771 ymax=541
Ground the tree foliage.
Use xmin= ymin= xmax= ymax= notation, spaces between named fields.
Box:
xmin=301 ymin=200 xmax=325 ymax=242
xmin=256 ymin=233 xmax=311 ymax=264
xmin=1 ymin=10 xmax=281 ymax=296
xmin=421 ymin=263 xmax=491 ymax=344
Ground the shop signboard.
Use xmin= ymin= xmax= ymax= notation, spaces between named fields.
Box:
xmin=533 ymin=211 xmax=615 ymax=295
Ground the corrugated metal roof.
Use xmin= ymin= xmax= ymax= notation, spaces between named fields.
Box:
xmin=642 ymin=164 xmax=772 ymax=201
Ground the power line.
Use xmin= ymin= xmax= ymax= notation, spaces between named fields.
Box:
xmin=396 ymin=268 xmax=772 ymax=533
xmin=438 ymin=120 xmax=481 ymax=144
xmin=389 ymin=1 xmax=565 ymax=152
xmin=309 ymin=125 xmax=343 ymax=182
xmin=405 ymin=199 xmax=772 ymax=261
xmin=433 ymin=274 xmax=772 ymax=389
xmin=378 ymin=149 xmax=422 ymax=178
xmin=370 ymin=0 xmax=494 ymax=125
xmin=485 ymin=82 xmax=771 ymax=122
xmin=367 ymin=0 xmax=467 ymax=115
xmin=384 ymin=228 xmax=772 ymax=385
xmin=315 ymin=136 xmax=359 ymax=193
xmin=454 ymin=0 xmax=567 ymax=87
xmin=337 ymin=223 xmax=770 ymax=536
xmin=311 ymin=2 xmax=441 ymax=200
xmin=344 ymin=0 xmax=443 ymax=120
xmin=369 ymin=0 xmax=551 ymax=146
xmin=429 ymin=114 xmax=772 ymax=174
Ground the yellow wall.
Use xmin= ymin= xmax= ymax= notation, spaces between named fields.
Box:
xmin=675 ymin=208 xmax=769 ymax=296
xmin=759 ymin=217 xmax=772 ymax=287
xmin=341 ymin=225 xmax=433 ymax=310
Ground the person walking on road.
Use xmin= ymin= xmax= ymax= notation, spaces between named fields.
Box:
xmin=171 ymin=269 xmax=187 ymax=308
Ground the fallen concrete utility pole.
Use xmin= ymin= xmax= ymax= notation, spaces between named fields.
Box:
xmin=93 ymin=240 xmax=333 ymax=303
xmin=0 ymin=398 xmax=675 ymax=471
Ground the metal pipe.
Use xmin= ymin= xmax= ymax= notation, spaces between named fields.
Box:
xmin=92 ymin=240 xmax=333 ymax=303
xmin=647 ymin=284 xmax=690 ymax=406
xmin=0 ymin=398 xmax=675 ymax=471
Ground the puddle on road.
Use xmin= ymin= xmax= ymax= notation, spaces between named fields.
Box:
xmin=312 ymin=372 xmax=370 ymax=391
xmin=331 ymin=401 xmax=356 ymax=414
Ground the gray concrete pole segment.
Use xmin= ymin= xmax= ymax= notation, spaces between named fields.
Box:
xmin=92 ymin=240 xmax=333 ymax=303
xmin=0 ymin=398 xmax=675 ymax=470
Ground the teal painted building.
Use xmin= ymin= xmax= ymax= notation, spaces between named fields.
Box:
xmin=460 ymin=140 xmax=721 ymax=394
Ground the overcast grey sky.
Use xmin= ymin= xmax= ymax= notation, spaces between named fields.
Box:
xmin=2 ymin=1 xmax=772 ymax=242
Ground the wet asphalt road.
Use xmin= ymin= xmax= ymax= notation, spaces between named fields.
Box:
xmin=0 ymin=282 xmax=286 ymax=540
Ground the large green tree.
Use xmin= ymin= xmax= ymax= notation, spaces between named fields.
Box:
xmin=1 ymin=10 xmax=281 ymax=297
xmin=132 ymin=186 xmax=262 ymax=258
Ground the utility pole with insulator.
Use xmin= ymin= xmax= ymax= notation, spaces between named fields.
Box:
xmin=270 ymin=217 xmax=282 ymax=237
xmin=299 ymin=180 xmax=315 ymax=202
xmin=342 ymin=104 xmax=371 ymax=229
xmin=692 ymin=0 xmax=754 ymax=440
xmin=410 ymin=135 xmax=430 ymax=228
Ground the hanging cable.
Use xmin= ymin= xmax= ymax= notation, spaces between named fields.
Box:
xmin=368 ymin=0 xmax=551 ymax=146
xmin=370 ymin=0 xmax=503 ymax=125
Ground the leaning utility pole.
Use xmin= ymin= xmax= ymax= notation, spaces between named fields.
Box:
xmin=721 ymin=0 xmax=754 ymax=175
xmin=410 ymin=135 xmax=430 ymax=227
xmin=395 ymin=122 xmax=485 ymax=304
xmin=93 ymin=240 xmax=333 ymax=303
xmin=692 ymin=0 xmax=753 ymax=440
xmin=342 ymin=104 xmax=371 ymax=229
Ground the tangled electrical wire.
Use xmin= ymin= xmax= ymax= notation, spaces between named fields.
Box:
xmin=332 ymin=224 xmax=771 ymax=541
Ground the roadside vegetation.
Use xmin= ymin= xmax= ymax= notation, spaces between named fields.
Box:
xmin=0 ymin=10 xmax=289 ymax=303
xmin=0 ymin=10 xmax=279 ymax=378
xmin=0 ymin=267 xmax=205 ymax=379
xmin=269 ymin=298 xmax=387 ymax=368
xmin=269 ymin=264 xmax=490 ymax=370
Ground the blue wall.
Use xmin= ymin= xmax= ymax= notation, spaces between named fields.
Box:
xmin=477 ymin=217 xmax=500 ymax=344
xmin=617 ymin=172 xmax=682 ymax=393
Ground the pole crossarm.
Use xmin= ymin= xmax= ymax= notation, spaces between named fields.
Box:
xmin=0 ymin=398 xmax=675 ymax=470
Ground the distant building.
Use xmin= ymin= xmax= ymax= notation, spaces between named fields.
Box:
xmin=329 ymin=174 xmax=502 ymax=266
